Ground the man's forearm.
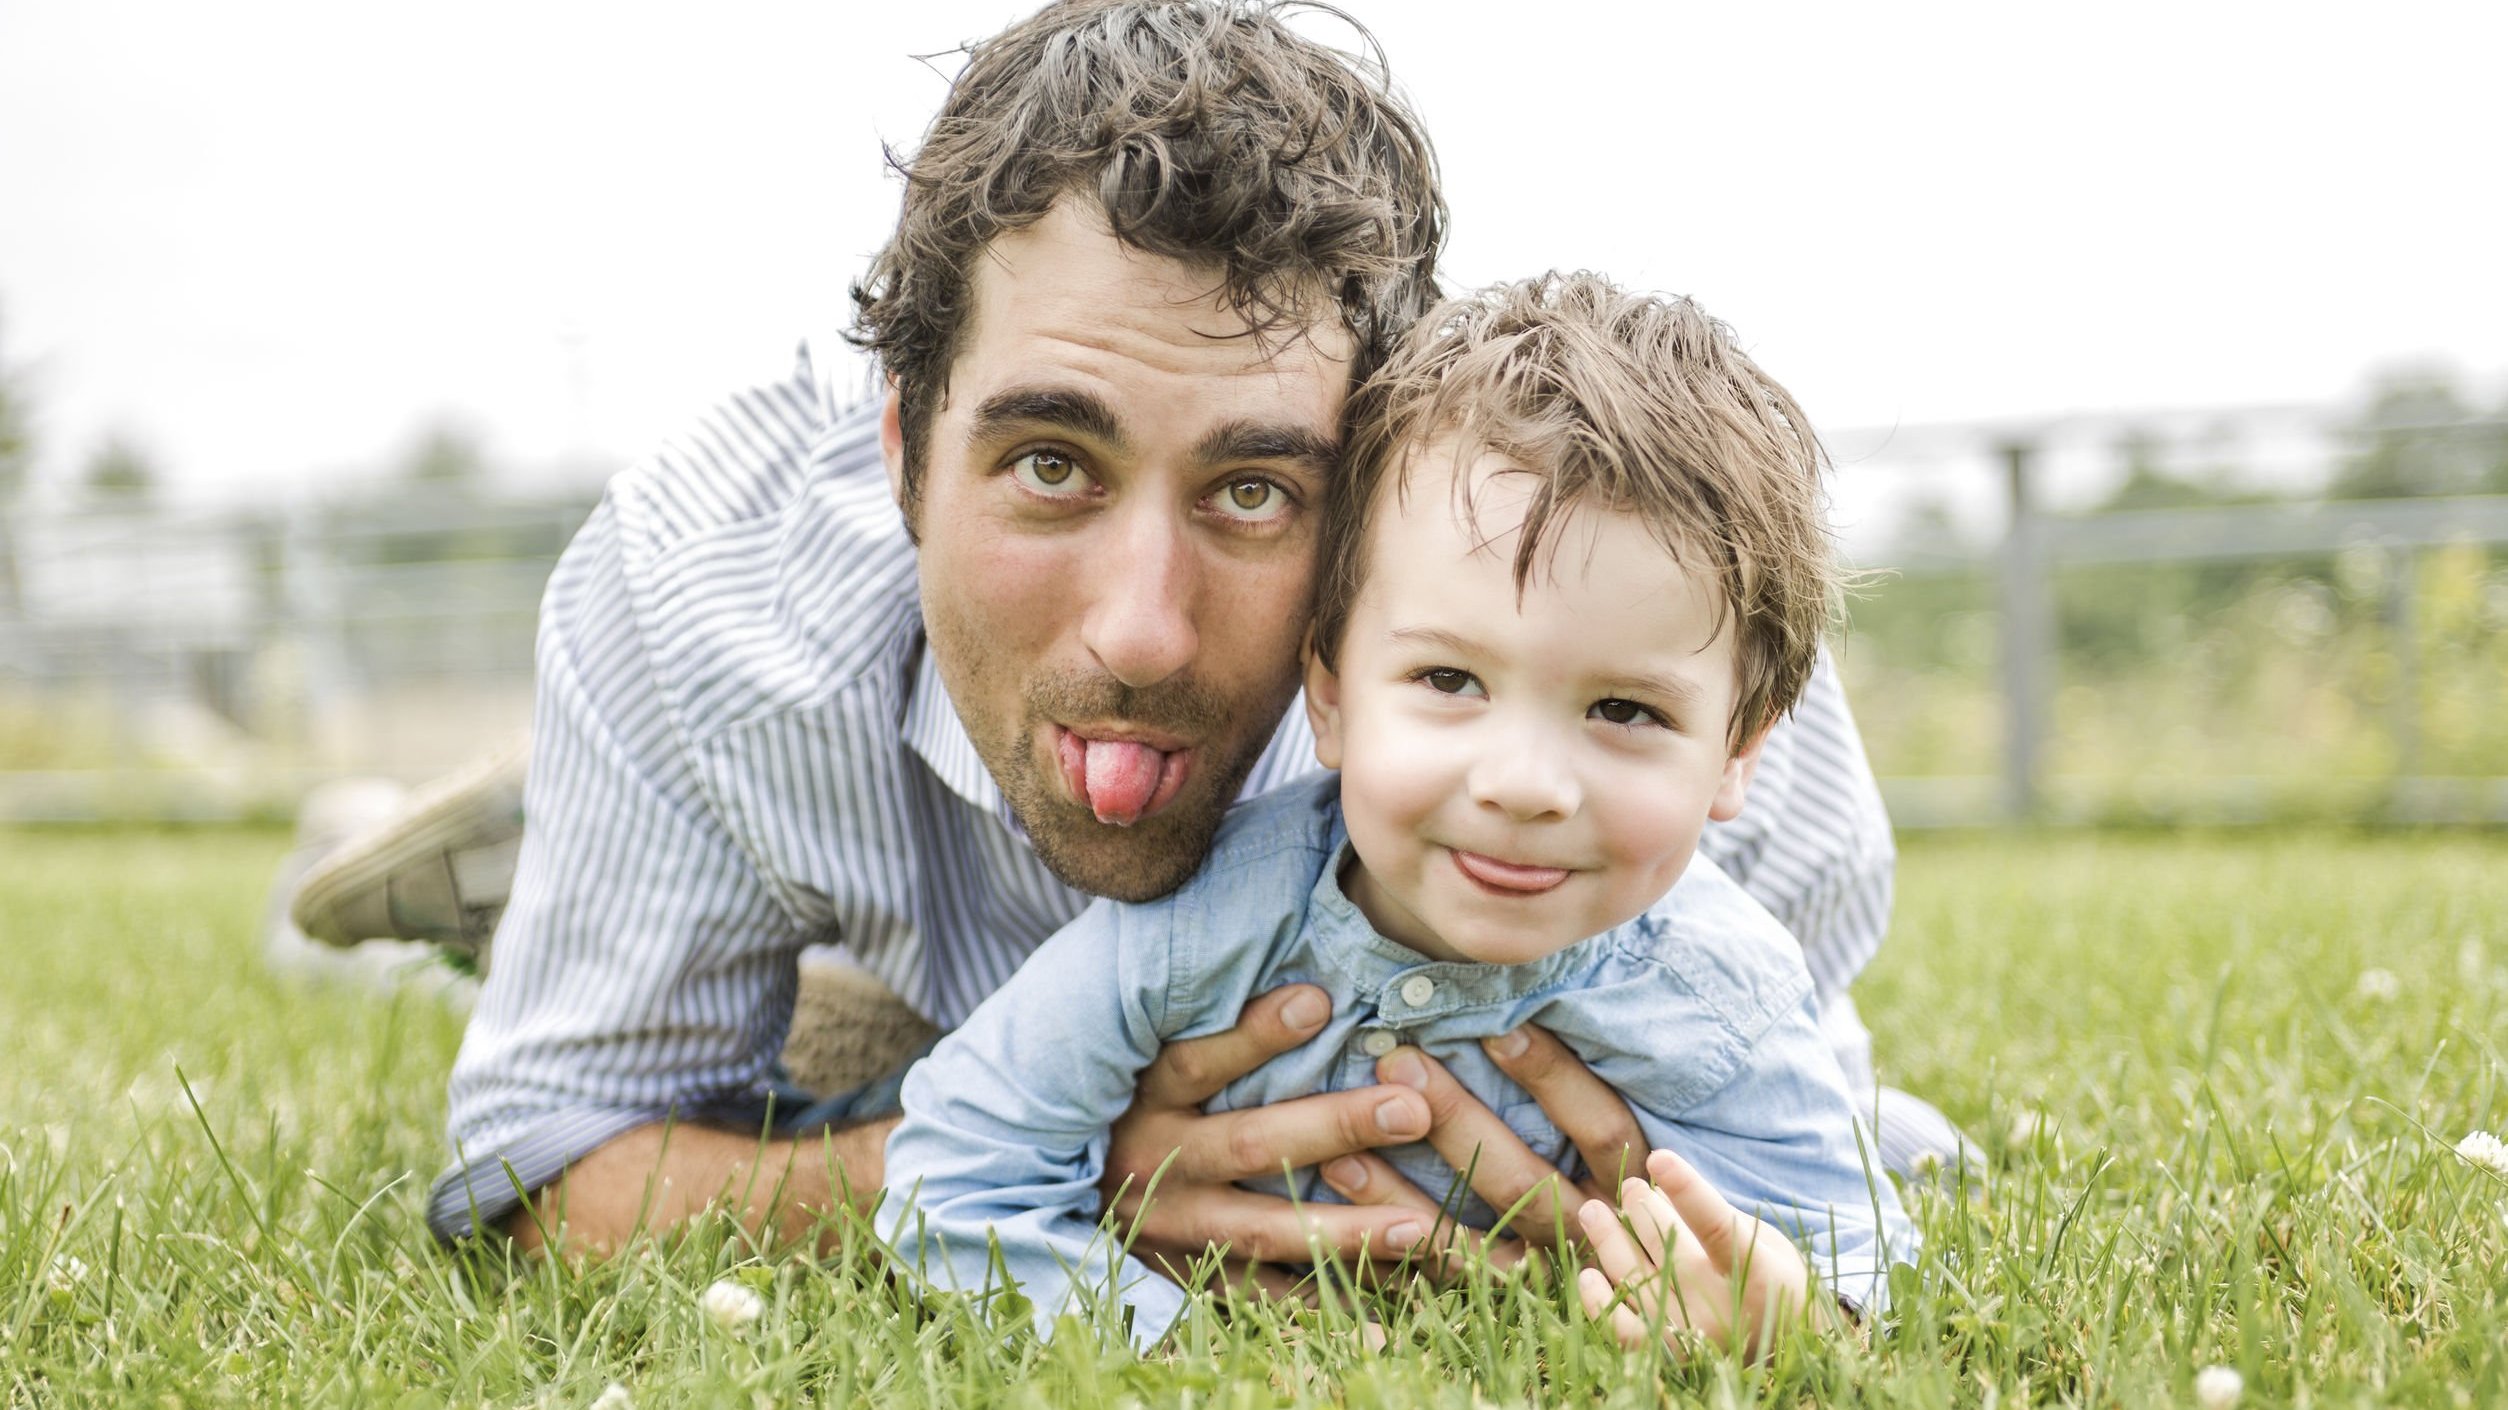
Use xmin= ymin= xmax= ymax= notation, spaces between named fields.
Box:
xmin=504 ymin=1116 xmax=897 ymax=1255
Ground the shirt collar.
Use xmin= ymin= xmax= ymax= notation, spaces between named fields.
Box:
xmin=1299 ymin=801 xmax=1629 ymax=1014
xmin=901 ymin=637 xmax=1012 ymax=819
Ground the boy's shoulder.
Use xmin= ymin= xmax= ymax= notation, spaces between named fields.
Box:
xmin=1612 ymin=853 xmax=1816 ymax=1045
xmin=1126 ymin=771 xmax=1342 ymax=919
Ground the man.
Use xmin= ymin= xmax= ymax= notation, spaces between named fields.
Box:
xmin=296 ymin=0 xmax=1961 ymax=1275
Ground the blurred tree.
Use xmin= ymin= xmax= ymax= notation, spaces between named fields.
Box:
xmin=82 ymin=433 xmax=159 ymax=503
xmin=399 ymin=419 xmax=488 ymax=493
xmin=2096 ymin=426 xmax=2276 ymax=512
xmin=2331 ymin=365 xmax=2508 ymax=499
xmin=1 ymin=313 xmax=32 ymax=615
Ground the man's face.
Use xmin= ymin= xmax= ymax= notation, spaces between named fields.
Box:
xmin=1305 ymin=438 xmax=1766 ymax=965
xmin=884 ymin=199 xmax=1354 ymax=902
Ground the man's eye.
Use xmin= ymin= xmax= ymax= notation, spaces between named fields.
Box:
xmin=1420 ymin=668 xmax=1481 ymax=697
xmin=1011 ymin=450 xmax=1092 ymax=496
xmin=1591 ymin=698 xmax=1664 ymax=728
xmin=1209 ymin=477 xmax=1292 ymax=524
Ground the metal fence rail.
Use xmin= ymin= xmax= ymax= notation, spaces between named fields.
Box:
xmin=2 ymin=410 xmax=2503 ymax=826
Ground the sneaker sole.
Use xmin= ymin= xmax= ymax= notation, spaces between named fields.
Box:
xmin=289 ymin=738 xmax=530 ymax=952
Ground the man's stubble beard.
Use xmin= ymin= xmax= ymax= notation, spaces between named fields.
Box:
xmin=937 ymin=640 xmax=1301 ymax=904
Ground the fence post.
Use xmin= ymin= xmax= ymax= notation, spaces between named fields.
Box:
xmin=1998 ymin=438 xmax=2052 ymax=822
xmin=2383 ymin=544 xmax=2420 ymax=808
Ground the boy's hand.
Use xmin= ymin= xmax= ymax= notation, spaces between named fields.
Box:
xmin=1575 ymin=1147 xmax=1830 ymax=1359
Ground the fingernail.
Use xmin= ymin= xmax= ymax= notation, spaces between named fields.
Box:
xmin=1483 ymin=1028 xmax=1529 ymax=1060
xmin=1382 ymin=1052 xmax=1428 ymax=1091
xmin=1386 ymin=1222 xmax=1424 ymax=1251
xmin=1374 ymin=1096 xmax=1419 ymax=1135
xmin=1325 ymin=1157 xmax=1368 ymax=1191
xmin=1280 ymin=990 xmax=1328 ymax=1031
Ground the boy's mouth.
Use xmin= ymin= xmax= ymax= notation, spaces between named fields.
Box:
xmin=1450 ymin=849 xmax=1571 ymax=896
xmin=1053 ymin=726 xmax=1193 ymax=826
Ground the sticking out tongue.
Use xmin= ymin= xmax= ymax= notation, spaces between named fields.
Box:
xmin=1082 ymin=739 xmax=1164 ymax=826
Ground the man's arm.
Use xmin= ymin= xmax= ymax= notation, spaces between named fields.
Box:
xmin=507 ymin=1118 xmax=891 ymax=1255
xmin=430 ymin=491 xmax=819 ymax=1245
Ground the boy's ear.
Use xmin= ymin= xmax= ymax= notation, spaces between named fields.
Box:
xmin=1709 ymin=719 xmax=1776 ymax=823
xmin=1302 ymin=632 xmax=1345 ymax=771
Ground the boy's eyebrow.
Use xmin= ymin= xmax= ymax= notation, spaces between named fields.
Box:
xmin=1385 ymin=625 xmax=1487 ymax=657
xmin=1609 ymin=668 xmax=1707 ymax=710
xmin=1189 ymin=418 xmax=1339 ymax=477
xmin=967 ymin=386 xmax=1130 ymax=453
xmin=1387 ymin=625 xmax=1709 ymax=707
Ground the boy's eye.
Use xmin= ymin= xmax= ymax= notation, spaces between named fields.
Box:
xmin=1420 ymin=668 xmax=1481 ymax=696
xmin=1591 ymin=698 xmax=1663 ymax=728
xmin=1011 ymin=449 xmax=1093 ymax=497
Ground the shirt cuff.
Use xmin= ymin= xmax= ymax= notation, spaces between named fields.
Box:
xmin=428 ymin=1105 xmax=668 ymax=1244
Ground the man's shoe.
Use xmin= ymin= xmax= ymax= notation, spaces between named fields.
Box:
xmin=288 ymin=740 xmax=529 ymax=963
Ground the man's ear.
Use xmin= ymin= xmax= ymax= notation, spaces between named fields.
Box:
xmin=878 ymin=378 xmax=914 ymax=524
xmin=1302 ymin=632 xmax=1345 ymax=771
xmin=1709 ymin=719 xmax=1776 ymax=823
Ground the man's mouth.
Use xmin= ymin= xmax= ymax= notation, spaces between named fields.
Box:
xmin=1054 ymin=726 xmax=1194 ymax=826
xmin=1450 ymin=848 xmax=1572 ymax=896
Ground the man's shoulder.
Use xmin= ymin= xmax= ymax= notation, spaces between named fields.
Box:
xmin=599 ymin=342 xmax=923 ymax=731
xmin=606 ymin=341 xmax=890 ymax=544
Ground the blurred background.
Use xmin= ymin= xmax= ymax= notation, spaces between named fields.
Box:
xmin=2 ymin=0 xmax=2503 ymax=827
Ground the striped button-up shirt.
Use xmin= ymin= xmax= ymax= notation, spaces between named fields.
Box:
xmin=428 ymin=341 xmax=1897 ymax=1241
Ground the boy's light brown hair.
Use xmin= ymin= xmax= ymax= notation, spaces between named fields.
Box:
xmin=1310 ymin=272 xmax=1838 ymax=749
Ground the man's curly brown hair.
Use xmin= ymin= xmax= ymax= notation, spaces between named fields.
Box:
xmin=1310 ymin=273 xmax=1841 ymax=751
xmin=848 ymin=0 xmax=1447 ymax=507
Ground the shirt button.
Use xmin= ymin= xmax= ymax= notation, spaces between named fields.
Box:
xmin=1359 ymin=1028 xmax=1399 ymax=1058
xmin=1399 ymin=975 xmax=1436 ymax=1008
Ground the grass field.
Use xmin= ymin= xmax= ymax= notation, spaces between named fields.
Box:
xmin=5 ymin=827 xmax=2506 ymax=1406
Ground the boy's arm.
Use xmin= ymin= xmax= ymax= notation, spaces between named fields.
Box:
xmin=882 ymin=896 xmax=1192 ymax=1347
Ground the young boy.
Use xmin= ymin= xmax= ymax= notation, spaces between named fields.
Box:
xmin=880 ymin=273 xmax=1915 ymax=1351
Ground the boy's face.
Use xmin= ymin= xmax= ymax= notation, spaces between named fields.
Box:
xmin=1304 ymin=437 xmax=1767 ymax=966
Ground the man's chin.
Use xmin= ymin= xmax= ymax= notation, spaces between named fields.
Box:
xmin=1020 ymin=799 xmax=1227 ymax=902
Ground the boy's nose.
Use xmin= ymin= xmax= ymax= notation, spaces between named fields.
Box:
xmin=1466 ymin=736 xmax=1581 ymax=823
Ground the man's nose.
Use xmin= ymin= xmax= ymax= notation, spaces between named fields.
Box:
xmin=1466 ymin=723 xmax=1582 ymax=823
xmin=1078 ymin=501 xmax=1200 ymax=689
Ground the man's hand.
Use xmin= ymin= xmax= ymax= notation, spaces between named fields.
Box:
xmin=1103 ymin=983 xmax=1438 ymax=1294
xmin=1575 ymin=1147 xmax=1832 ymax=1359
xmin=1314 ymin=1026 xmax=1647 ymax=1265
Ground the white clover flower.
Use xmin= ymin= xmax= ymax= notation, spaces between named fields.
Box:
xmin=2456 ymin=1129 xmax=2508 ymax=1178
xmin=46 ymin=1255 xmax=89 ymax=1299
xmin=1908 ymin=1148 xmax=1946 ymax=1180
xmin=2005 ymin=1108 xmax=2057 ymax=1149
xmin=699 ymin=1278 xmax=765 ymax=1332
xmin=2352 ymin=968 xmax=2402 ymax=1002
xmin=2193 ymin=1364 xmax=2243 ymax=1409
xmin=588 ymin=1382 xmax=635 ymax=1410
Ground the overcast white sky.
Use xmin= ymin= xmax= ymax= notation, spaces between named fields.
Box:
xmin=3 ymin=0 xmax=2504 ymax=506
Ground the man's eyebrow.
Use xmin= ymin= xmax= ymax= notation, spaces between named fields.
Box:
xmin=966 ymin=386 xmax=1130 ymax=453
xmin=1190 ymin=419 xmax=1339 ymax=476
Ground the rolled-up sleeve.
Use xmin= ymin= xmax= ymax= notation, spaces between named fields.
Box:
xmin=428 ymin=496 xmax=810 ymax=1242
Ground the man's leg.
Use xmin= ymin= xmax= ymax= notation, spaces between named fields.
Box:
xmin=279 ymin=740 xmax=935 ymax=1092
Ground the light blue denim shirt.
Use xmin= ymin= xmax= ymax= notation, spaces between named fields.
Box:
xmin=883 ymin=773 xmax=1915 ymax=1347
